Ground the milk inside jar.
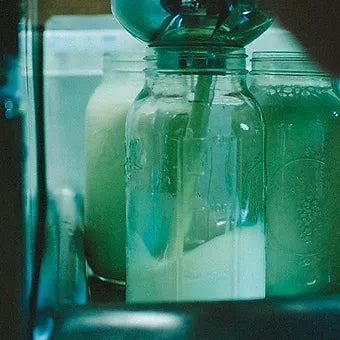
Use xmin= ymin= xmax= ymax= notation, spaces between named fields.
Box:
xmin=85 ymin=51 xmax=145 ymax=285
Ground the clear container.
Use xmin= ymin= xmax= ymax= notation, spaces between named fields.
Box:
xmin=85 ymin=52 xmax=144 ymax=285
xmin=249 ymin=52 xmax=340 ymax=297
xmin=125 ymin=46 xmax=266 ymax=303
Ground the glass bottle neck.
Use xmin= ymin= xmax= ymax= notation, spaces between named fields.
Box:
xmin=250 ymin=51 xmax=334 ymax=88
xmin=148 ymin=46 xmax=247 ymax=75
xmin=102 ymin=52 xmax=144 ymax=76
xmin=101 ymin=54 xmax=144 ymax=88
xmin=144 ymin=46 xmax=248 ymax=97
xmin=145 ymin=71 xmax=248 ymax=99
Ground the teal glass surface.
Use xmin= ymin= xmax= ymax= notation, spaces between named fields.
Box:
xmin=111 ymin=0 xmax=272 ymax=46
xmin=250 ymin=52 xmax=340 ymax=297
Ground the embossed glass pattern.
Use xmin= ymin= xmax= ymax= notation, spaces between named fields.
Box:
xmin=250 ymin=52 xmax=340 ymax=297
xmin=126 ymin=47 xmax=265 ymax=303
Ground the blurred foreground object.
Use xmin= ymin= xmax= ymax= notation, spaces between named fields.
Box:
xmin=263 ymin=0 xmax=340 ymax=76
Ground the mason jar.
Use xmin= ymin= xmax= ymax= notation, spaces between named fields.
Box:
xmin=85 ymin=52 xmax=144 ymax=288
xmin=126 ymin=46 xmax=266 ymax=303
xmin=249 ymin=52 xmax=340 ymax=297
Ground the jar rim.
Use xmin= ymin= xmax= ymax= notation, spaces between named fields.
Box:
xmin=153 ymin=46 xmax=247 ymax=58
xmin=251 ymin=51 xmax=310 ymax=62
xmin=145 ymin=46 xmax=247 ymax=73
xmin=103 ymin=54 xmax=145 ymax=73
xmin=104 ymin=51 xmax=145 ymax=63
xmin=251 ymin=51 xmax=329 ymax=76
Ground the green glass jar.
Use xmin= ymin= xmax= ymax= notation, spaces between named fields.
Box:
xmin=125 ymin=46 xmax=265 ymax=303
xmin=249 ymin=52 xmax=340 ymax=297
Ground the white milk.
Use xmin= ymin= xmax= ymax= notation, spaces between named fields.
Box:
xmin=127 ymin=223 xmax=265 ymax=303
xmin=85 ymin=60 xmax=144 ymax=282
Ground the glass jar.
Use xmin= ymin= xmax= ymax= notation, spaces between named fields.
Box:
xmin=85 ymin=52 xmax=144 ymax=285
xmin=249 ymin=52 xmax=340 ymax=297
xmin=126 ymin=46 xmax=265 ymax=303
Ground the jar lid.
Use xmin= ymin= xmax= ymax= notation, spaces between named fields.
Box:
xmin=251 ymin=51 xmax=328 ymax=75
